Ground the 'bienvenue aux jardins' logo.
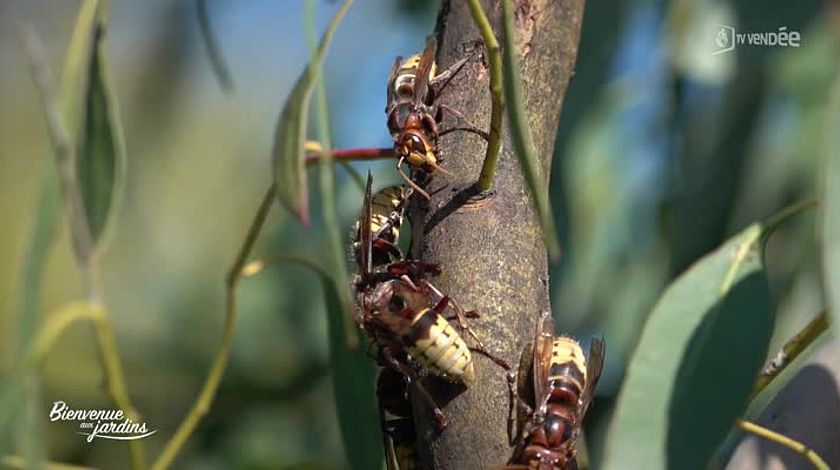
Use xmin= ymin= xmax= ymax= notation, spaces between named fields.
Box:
xmin=49 ymin=401 xmax=156 ymax=442
xmin=713 ymin=24 xmax=801 ymax=55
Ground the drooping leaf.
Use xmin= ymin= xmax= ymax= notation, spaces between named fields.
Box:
xmin=277 ymin=256 xmax=380 ymax=470
xmin=78 ymin=30 xmax=126 ymax=249
xmin=6 ymin=169 xmax=60 ymax=466
xmin=823 ymin=73 xmax=840 ymax=365
xmin=317 ymin=273 xmax=382 ymax=470
xmin=60 ymin=0 xmax=125 ymax=249
xmin=300 ymin=4 xmax=376 ymax=465
xmin=304 ymin=0 xmax=357 ymax=346
xmin=271 ymin=0 xmax=352 ymax=225
xmin=603 ymin=224 xmax=775 ymax=470
xmin=197 ymin=0 xmax=234 ymax=92
xmin=500 ymin=0 xmax=561 ymax=260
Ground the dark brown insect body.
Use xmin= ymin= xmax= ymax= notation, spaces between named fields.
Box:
xmin=385 ymin=38 xmax=484 ymax=199
xmin=377 ymin=366 xmax=418 ymax=470
xmin=353 ymin=174 xmax=484 ymax=430
xmin=506 ymin=313 xmax=605 ymax=470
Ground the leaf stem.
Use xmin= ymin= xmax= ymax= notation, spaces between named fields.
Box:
xmin=468 ymin=0 xmax=504 ymax=191
xmin=21 ymin=21 xmax=146 ymax=469
xmin=20 ymin=22 xmax=96 ymax=286
xmin=151 ymin=184 xmax=276 ymax=470
xmin=1 ymin=455 xmax=96 ymax=470
xmin=737 ymin=420 xmax=829 ymax=470
xmin=750 ymin=310 xmax=829 ymax=400
xmin=304 ymin=144 xmax=394 ymax=165
xmin=761 ymin=198 xmax=819 ymax=244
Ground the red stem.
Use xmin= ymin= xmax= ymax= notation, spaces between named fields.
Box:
xmin=305 ymin=147 xmax=394 ymax=165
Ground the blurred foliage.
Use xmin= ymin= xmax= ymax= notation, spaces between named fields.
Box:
xmin=0 ymin=0 xmax=839 ymax=469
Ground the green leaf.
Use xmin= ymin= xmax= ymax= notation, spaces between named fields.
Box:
xmin=500 ymin=0 xmax=561 ymax=260
xmin=711 ymin=313 xmax=829 ymax=466
xmin=78 ymin=31 xmax=126 ymax=248
xmin=304 ymin=0 xmax=357 ymax=346
xmin=282 ymin=256 xmax=381 ymax=470
xmin=61 ymin=0 xmax=125 ymax=249
xmin=823 ymin=73 xmax=840 ymax=364
xmin=60 ymin=0 xmax=99 ymax=130
xmin=603 ymin=224 xmax=775 ymax=470
xmin=197 ymin=0 xmax=234 ymax=92
xmin=317 ymin=274 xmax=382 ymax=470
xmin=271 ymin=0 xmax=352 ymax=225
xmin=7 ymin=169 xmax=60 ymax=466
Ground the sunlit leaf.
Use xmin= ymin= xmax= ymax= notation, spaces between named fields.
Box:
xmin=603 ymin=224 xmax=775 ymax=469
xmin=271 ymin=0 xmax=352 ymax=225
xmin=500 ymin=0 xmax=561 ymax=260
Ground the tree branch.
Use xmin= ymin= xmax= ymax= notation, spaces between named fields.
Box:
xmin=408 ymin=0 xmax=585 ymax=467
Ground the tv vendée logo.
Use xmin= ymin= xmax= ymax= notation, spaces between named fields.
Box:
xmin=49 ymin=401 xmax=156 ymax=442
xmin=714 ymin=24 xmax=801 ymax=55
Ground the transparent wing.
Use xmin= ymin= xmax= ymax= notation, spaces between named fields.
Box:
xmin=360 ymin=173 xmax=374 ymax=277
xmin=386 ymin=55 xmax=402 ymax=103
xmin=532 ymin=312 xmax=555 ymax=410
xmin=578 ymin=336 xmax=605 ymax=418
xmin=413 ymin=36 xmax=437 ymax=106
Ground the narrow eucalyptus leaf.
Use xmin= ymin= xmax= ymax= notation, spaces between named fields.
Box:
xmin=317 ymin=273 xmax=382 ymax=470
xmin=78 ymin=31 xmax=126 ymax=248
xmin=603 ymin=224 xmax=775 ymax=469
xmin=271 ymin=0 xmax=352 ymax=225
xmin=501 ymin=0 xmax=561 ymax=260
xmin=60 ymin=0 xmax=99 ymax=130
xmin=823 ymin=74 xmax=840 ymax=360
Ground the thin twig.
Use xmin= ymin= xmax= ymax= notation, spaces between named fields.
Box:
xmin=304 ymin=142 xmax=387 ymax=191
xmin=19 ymin=22 xmax=97 ymax=293
xmin=151 ymin=184 xmax=276 ymax=470
xmin=737 ymin=420 xmax=830 ymax=470
xmin=240 ymin=256 xmax=330 ymax=280
xmin=303 ymin=142 xmax=389 ymax=191
xmin=468 ymin=0 xmax=504 ymax=191
xmin=26 ymin=302 xmax=103 ymax=365
xmin=20 ymin=21 xmax=146 ymax=469
xmin=304 ymin=144 xmax=395 ymax=165
xmin=750 ymin=310 xmax=829 ymax=400
xmin=2 ymin=455 xmax=98 ymax=470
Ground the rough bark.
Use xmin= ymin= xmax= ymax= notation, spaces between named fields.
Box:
xmin=407 ymin=0 xmax=585 ymax=468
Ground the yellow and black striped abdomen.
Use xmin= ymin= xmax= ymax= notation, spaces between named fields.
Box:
xmin=370 ymin=185 xmax=406 ymax=242
xmin=548 ymin=337 xmax=587 ymax=406
xmin=390 ymin=54 xmax=438 ymax=100
xmin=404 ymin=309 xmax=474 ymax=385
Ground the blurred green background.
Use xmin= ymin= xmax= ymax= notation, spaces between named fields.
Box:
xmin=0 ymin=0 xmax=837 ymax=468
